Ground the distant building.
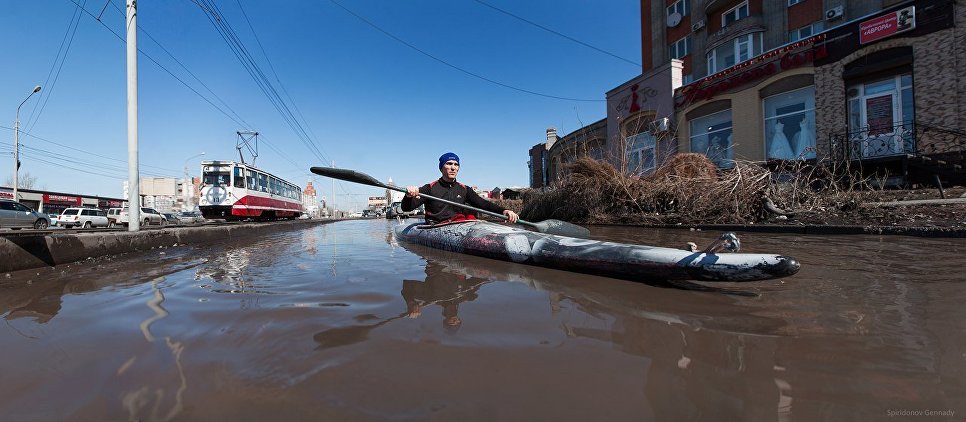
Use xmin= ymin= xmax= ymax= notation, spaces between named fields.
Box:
xmin=1 ymin=186 xmax=124 ymax=215
xmin=303 ymin=181 xmax=322 ymax=218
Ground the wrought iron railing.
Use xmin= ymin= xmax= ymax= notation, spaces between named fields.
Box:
xmin=828 ymin=121 xmax=966 ymax=163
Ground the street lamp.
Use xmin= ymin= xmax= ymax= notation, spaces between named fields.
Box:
xmin=13 ymin=85 xmax=41 ymax=201
xmin=183 ymin=152 xmax=205 ymax=211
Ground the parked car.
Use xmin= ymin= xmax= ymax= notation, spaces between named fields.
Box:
xmin=57 ymin=207 xmax=110 ymax=228
xmin=178 ymin=210 xmax=205 ymax=224
xmin=162 ymin=213 xmax=183 ymax=225
xmin=47 ymin=213 xmax=59 ymax=227
xmin=0 ymin=199 xmax=51 ymax=229
xmin=111 ymin=207 xmax=167 ymax=227
xmin=385 ymin=202 xmax=422 ymax=219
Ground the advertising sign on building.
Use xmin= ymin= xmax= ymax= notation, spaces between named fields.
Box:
xmin=0 ymin=189 xmax=12 ymax=200
xmin=43 ymin=193 xmax=83 ymax=206
xmin=860 ymin=6 xmax=916 ymax=45
xmin=367 ymin=196 xmax=387 ymax=207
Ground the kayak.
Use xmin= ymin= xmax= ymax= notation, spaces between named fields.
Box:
xmin=394 ymin=220 xmax=800 ymax=282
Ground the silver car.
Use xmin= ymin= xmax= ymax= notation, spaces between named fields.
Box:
xmin=0 ymin=199 xmax=51 ymax=229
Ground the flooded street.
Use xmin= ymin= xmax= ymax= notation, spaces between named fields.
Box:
xmin=1 ymin=219 xmax=964 ymax=421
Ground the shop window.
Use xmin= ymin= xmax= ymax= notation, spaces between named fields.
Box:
xmin=722 ymin=1 xmax=749 ymax=27
xmin=625 ymin=132 xmax=657 ymax=175
xmin=763 ymin=86 xmax=816 ymax=160
xmin=690 ymin=110 xmax=734 ymax=168
xmin=847 ymin=73 xmax=914 ymax=158
xmin=669 ymin=35 xmax=691 ymax=60
xmin=707 ymin=33 xmax=763 ymax=74
xmin=789 ymin=21 xmax=824 ymax=42
xmin=667 ymin=0 xmax=689 ymax=18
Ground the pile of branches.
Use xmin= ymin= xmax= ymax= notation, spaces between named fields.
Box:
xmin=520 ymin=154 xmax=866 ymax=225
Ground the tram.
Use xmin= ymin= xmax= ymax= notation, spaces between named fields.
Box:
xmin=198 ymin=160 xmax=303 ymax=220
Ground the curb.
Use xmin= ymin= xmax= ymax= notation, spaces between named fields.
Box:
xmin=601 ymin=223 xmax=966 ymax=238
xmin=0 ymin=219 xmax=339 ymax=274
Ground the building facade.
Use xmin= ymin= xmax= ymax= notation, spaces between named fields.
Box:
xmin=1 ymin=187 xmax=125 ymax=215
xmin=528 ymin=0 xmax=963 ymax=188
xmin=658 ymin=0 xmax=964 ymax=184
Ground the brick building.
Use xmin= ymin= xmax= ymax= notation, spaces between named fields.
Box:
xmin=529 ymin=0 xmax=965 ymax=188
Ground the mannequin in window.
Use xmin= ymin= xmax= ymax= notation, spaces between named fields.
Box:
xmin=768 ymin=121 xmax=794 ymax=160
xmin=791 ymin=117 xmax=815 ymax=159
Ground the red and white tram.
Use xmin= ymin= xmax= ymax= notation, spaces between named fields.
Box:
xmin=198 ymin=160 xmax=303 ymax=220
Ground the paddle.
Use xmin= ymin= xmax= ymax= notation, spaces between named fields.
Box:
xmin=310 ymin=166 xmax=591 ymax=238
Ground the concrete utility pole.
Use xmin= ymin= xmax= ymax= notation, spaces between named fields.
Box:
xmin=13 ymin=85 xmax=41 ymax=202
xmin=126 ymin=0 xmax=140 ymax=231
xmin=183 ymin=152 xmax=205 ymax=211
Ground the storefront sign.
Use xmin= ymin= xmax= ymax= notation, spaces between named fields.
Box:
xmin=98 ymin=199 xmax=124 ymax=208
xmin=860 ymin=6 xmax=915 ymax=45
xmin=43 ymin=193 xmax=82 ymax=206
xmin=675 ymin=35 xmax=827 ymax=108
xmin=0 ymin=189 xmax=12 ymax=200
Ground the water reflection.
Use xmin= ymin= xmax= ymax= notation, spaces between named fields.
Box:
xmin=313 ymin=259 xmax=488 ymax=350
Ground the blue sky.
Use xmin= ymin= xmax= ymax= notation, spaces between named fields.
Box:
xmin=1 ymin=0 xmax=641 ymax=210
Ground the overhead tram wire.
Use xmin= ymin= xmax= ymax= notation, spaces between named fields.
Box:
xmin=26 ymin=0 xmax=86 ymax=132
xmin=471 ymin=0 xmax=641 ymax=68
xmin=191 ymin=0 xmax=333 ymax=166
xmin=327 ymin=0 xmax=604 ymax=103
xmin=0 ymin=125 xmax=181 ymax=178
xmin=67 ymin=0 xmax=253 ymax=130
xmin=106 ymin=1 xmax=254 ymax=130
xmin=235 ymin=0 xmax=325 ymax=149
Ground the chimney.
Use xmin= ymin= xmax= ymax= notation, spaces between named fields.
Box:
xmin=546 ymin=127 xmax=558 ymax=149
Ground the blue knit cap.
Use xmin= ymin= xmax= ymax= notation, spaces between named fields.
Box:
xmin=439 ymin=152 xmax=460 ymax=169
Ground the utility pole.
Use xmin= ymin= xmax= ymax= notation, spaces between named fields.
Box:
xmin=126 ymin=0 xmax=140 ymax=231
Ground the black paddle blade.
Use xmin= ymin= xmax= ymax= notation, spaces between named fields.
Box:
xmin=527 ymin=219 xmax=591 ymax=238
xmin=310 ymin=167 xmax=390 ymax=190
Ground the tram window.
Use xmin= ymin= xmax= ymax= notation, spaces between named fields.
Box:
xmin=234 ymin=167 xmax=245 ymax=188
xmin=246 ymin=170 xmax=255 ymax=189
xmin=203 ymin=167 xmax=230 ymax=186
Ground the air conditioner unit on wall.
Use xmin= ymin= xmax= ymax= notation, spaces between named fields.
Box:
xmin=691 ymin=20 xmax=706 ymax=32
xmin=826 ymin=6 xmax=844 ymax=20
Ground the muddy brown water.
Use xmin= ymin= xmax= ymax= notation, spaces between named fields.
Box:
xmin=0 ymin=219 xmax=963 ymax=421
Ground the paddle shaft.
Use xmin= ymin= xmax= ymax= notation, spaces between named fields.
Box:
xmin=308 ymin=166 xmax=590 ymax=237
xmin=386 ymin=185 xmax=530 ymax=226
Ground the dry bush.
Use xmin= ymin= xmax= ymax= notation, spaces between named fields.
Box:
xmin=523 ymin=155 xmax=869 ymax=225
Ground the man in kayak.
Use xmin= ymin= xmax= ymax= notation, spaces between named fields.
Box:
xmin=403 ymin=152 xmax=520 ymax=225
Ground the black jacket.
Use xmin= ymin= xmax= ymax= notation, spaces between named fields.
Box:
xmin=401 ymin=178 xmax=505 ymax=224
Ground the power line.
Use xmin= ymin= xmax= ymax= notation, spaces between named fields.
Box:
xmin=67 ymin=0 xmax=253 ymax=129
xmin=191 ymin=0 xmax=333 ymax=166
xmin=0 ymin=125 xmax=181 ymax=176
xmin=471 ymin=0 xmax=641 ymax=67
xmin=328 ymin=0 xmax=604 ymax=102
xmin=26 ymin=0 xmax=86 ymax=131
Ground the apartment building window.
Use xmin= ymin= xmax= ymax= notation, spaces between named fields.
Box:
xmin=683 ymin=74 xmax=694 ymax=84
xmin=690 ymin=110 xmax=734 ymax=168
xmin=722 ymin=1 xmax=749 ymax=27
xmin=789 ymin=21 xmax=824 ymax=42
xmin=788 ymin=0 xmax=802 ymax=5
xmin=707 ymin=33 xmax=763 ymax=74
xmin=669 ymin=35 xmax=691 ymax=59
xmin=626 ymin=132 xmax=657 ymax=175
xmin=763 ymin=86 xmax=816 ymax=160
xmin=667 ymin=0 xmax=689 ymax=18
